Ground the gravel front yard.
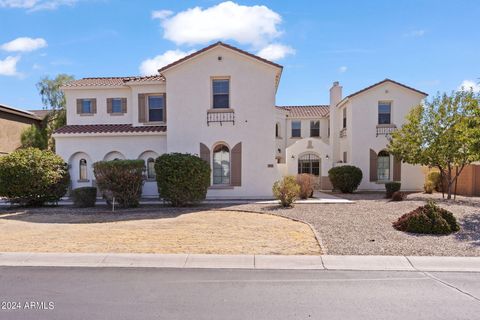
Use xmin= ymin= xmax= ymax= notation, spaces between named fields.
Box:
xmin=229 ymin=192 xmax=480 ymax=256
xmin=0 ymin=207 xmax=320 ymax=255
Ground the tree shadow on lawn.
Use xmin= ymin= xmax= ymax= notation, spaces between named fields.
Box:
xmin=0 ymin=203 xmax=241 ymax=225
xmin=455 ymin=213 xmax=480 ymax=247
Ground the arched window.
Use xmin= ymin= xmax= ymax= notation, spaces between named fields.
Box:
xmin=298 ymin=153 xmax=320 ymax=176
xmin=275 ymin=123 xmax=280 ymax=138
xmin=147 ymin=158 xmax=156 ymax=180
xmin=377 ymin=150 xmax=390 ymax=180
xmin=79 ymin=159 xmax=87 ymax=180
xmin=213 ymin=144 xmax=230 ymax=185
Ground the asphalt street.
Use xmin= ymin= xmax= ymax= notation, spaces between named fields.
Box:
xmin=0 ymin=267 xmax=479 ymax=320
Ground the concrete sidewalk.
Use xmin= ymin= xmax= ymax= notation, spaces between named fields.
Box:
xmin=1 ymin=252 xmax=479 ymax=272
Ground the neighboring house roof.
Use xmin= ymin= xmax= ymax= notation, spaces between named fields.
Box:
xmin=28 ymin=109 xmax=49 ymax=120
xmin=158 ymin=41 xmax=283 ymax=74
xmin=54 ymin=124 xmax=166 ymax=135
xmin=0 ymin=103 xmax=40 ymax=121
xmin=338 ymin=78 xmax=428 ymax=107
xmin=276 ymin=105 xmax=330 ymax=118
xmin=63 ymin=75 xmax=165 ymax=88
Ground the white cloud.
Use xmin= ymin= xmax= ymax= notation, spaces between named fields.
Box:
xmin=458 ymin=79 xmax=480 ymax=92
xmin=1 ymin=37 xmax=47 ymax=52
xmin=256 ymin=43 xmax=295 ymax=61
xmin=338 ymin=66 xmax=348 ymax=73
xmin=0 ymin=56 xmax=20 ymax=76
xmin=156 ymin=1 xmax=282 ymax=47
xmin=139 ymin=49 xmax=195 ymax=75
xmin=152 ymin=9 xmax=173 ymax=20
xmin=404 ymin=29 xmax=426 ymax=37
xmin=0 ymin=0 xmax=77 ymax=11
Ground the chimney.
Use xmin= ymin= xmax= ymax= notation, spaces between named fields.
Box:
xmin=329 ymin=81 xmax=343 ymax=107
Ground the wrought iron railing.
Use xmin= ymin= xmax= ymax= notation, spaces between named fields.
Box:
xmin=207 ymin=109 xmax=235 ymax=126
xmin=339 ymin=128 xmax=347 ymax=138
xmin=376 ymin=125 xmax=397 ymax=137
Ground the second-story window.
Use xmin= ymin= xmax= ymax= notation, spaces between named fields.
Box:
xmin=310 ymin=121 xmax=320 ymax=137
xmin=82 ymin=99 xmax=92 ymax=113
xmin=342 ymin=108 xmax=347 ymax=128
xmin=212 ymin=79 xmax=230 ymax=109
xmin=148 ymin=95 xmax=165 ymax=122
xmin=291 ymin=121 xmax=301 ymax=138
xmin=112 ymin=98 xmax=122 ymax=113
xmin=378 ymin=101 xmax=392 ymax=124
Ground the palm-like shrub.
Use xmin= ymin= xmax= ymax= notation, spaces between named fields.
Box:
xmin=155 ymin=153 xmax=211 ymax=207
xmin=273 ymin=176 xmax=300 ymax=207
xmin=0 ymin=147 xmax=69 ymax=206
xmin=93 ymin=160 xmax=145 ymax=208
xmin=328 ymin=165 xmax=363 ymax=193
xmin=393 ymin=200 xmax=460 ymax=234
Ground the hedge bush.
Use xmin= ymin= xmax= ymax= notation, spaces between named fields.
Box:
xmin=391 ymin=191 xmax=406 ymax=202
xmin=424 ymin=181 xmax=434 ymax=194
xmin=296 ymin=174 xmax=315 ymax=199
xmin=71 ymin=187 xmax=97 ymax=207
xmin=393 ymin=200 xmax=460 ymax=234
xmin=0 ymin=148 xmax=69 ymax=206
xmin=93 ymin=160 xmax=145 ymax=208
xmin=385 ymin=181 xmax=401 ymax=198
xmin=273 ymin=176 xmax=300 ymax=207
xmin=328 ymin=165 xmax=363 ymax=193
xmin=155 ymin=153 xmax=211 ymax=207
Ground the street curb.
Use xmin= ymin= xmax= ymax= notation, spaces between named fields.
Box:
xmin=0 ymin=252 xmax=479 ymax=272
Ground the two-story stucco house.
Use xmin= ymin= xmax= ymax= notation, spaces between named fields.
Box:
xmin=53 ymin=42 xmax=427 ymax=198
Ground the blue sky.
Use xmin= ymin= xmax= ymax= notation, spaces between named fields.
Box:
xmin=0 ymin=0 xmax=479 ymax=110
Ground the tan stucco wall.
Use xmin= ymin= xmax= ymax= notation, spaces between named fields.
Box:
xmin=0 ymin=111 xmax=39 ymax=154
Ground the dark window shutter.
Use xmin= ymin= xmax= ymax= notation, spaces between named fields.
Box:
xmin=138 ymin=94 xmax=146 ymax=122
xmin=91 ymin=99 xmax=97 ymax=114
xmin=393 ymin=156 xmax=402 ymax=181
xmin=76 ymin=99 xmax=82 ymax=114
xmin=121 ymin=98 xmax=127 ymax=113
xmin=370 ymin=149 xmax=378 ymax=182
xmin=163 ymin=93 xmax=167 ymax=123
xmin=107 ymin=98 xmax=113 ymax=114
xmin=231 ymin=142 xmax=242 ymax=186
xmin=200 ymin=143 xmax=210 ymax=165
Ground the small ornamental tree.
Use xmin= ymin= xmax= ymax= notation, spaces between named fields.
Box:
xmin=388 ymin=90 xmax=480 ymax=199
xmin=328 ymin=165 xmax=363 ymax=193
xmin=0 ymin=148 xmax=69 ymax=206
xmin=93 ymin=160 xmax=145 ymax=208
xmin=155 ymin=153 xmax=211 ymax=207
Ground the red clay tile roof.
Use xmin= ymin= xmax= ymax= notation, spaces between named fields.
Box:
xmin=344 ymin=78 xmax=428 ymax=101
xmin=277 ymin=105 xmax=330 ymax=118
xmin=158 ymin=41 xmax=283 ymax=73
xmin=54 ymin=124 xmax=166 ymax=135
xmin=63 ymin=75 xmax=165 ymax=87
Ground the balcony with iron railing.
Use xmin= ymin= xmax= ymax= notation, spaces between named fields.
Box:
xmin=376 ymin=124 xmax=397 ymax=137
xmin=207 ymin=109 xmax=235 ymax=126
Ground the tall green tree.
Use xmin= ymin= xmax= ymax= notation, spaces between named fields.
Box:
xmin=36 ymin=74 xmax=74 ymax=150
xmin=388 ymin=90 xmax=480 ymax=200
xmin=20 ymin=124 xmax=47 ymax=150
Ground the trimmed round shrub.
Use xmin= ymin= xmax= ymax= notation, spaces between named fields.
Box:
xmin=393 ymin=200 xmax=460 ymax=235
xmin=391 ymin=191 xmax=406 ymax=202
xmin=296 ymin=174 xmax=315 ymax=199
xmin=71 ymin=187 xmax=97 ymax=207
xmin=328 ymin=165 xmax=363 ymax=193
xmin=427 ymin=171 xmax=443 ymax=192
xmin=0 ymin=148 xmax=69 ymax=206
xmin=385 ymin=181 xmax=401 ymax=198
xmin=93 ymin=160 xmax=145 ymax=208
xmin=424 ymin=181 xmax=434 ymax=194
xmin=155 ymin=153 xmax=211 ymax=207
xmin=273 ymin=176 xmax=300 ymax=207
